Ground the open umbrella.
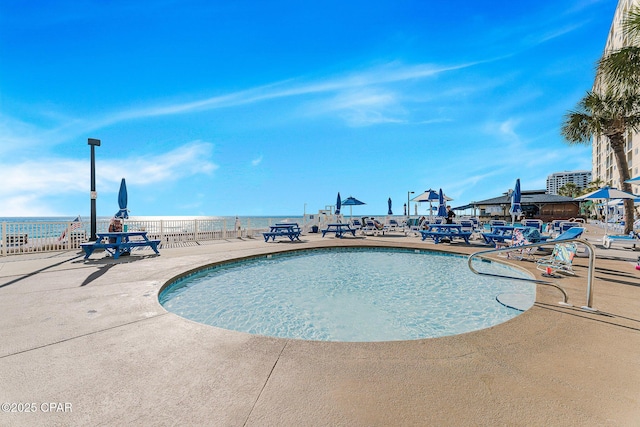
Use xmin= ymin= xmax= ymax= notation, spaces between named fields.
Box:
xmin=509 ymin=178 xmax=522 ymax=224
xmin=413 ymin=189 xmax=452 ymax=218
xmin=437 ymin=188 xmax=447 ymax=217
xmin=388 ymin=197 xmax=393 ymax=215
xmin=342 ymin=196 xmax=366 ymax=219
xmin=114 ymin=178 xmax=129 ymax=219
xmin=335 ymin=192 xmax=341 ymax=215
xmin=575 ymin=186 xmax=636 ymax=237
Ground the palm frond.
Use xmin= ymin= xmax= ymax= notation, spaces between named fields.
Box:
xmin=622 ymin=6 xmax=640 ymax=40
xmin=598 ymin=47 xmax=640 ymax=91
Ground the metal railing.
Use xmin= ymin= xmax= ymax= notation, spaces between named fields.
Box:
xmin=467 ymin=237 xmax=597 ymax=311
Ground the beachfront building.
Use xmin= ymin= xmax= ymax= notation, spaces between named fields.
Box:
xmin=460 ymin=190 xmax=579 ymax=222
xmin=546 ymin=170 xmax=592 ymax=195
xmin=592 ymin=0 xmax=640 ymax=191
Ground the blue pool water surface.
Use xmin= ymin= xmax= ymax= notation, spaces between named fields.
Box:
xmin=159 ymin=248 xmax=535 ymax=342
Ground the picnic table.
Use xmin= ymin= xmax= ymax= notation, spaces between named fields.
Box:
xmin=80 ymin=231 xmax=161 ymax=259
xmin=419 ymin=223 xmax=471 ymax=244
xmin=321 ymin=223 xmax=356 ymax=238
xmin=262 ymin=223 xmax=301 ymax=242
xmin=481 ymin=225 xmax=526 ymax=245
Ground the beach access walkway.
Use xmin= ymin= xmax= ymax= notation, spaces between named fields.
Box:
xmin=1 ymin=224 xmax=639 ymax=426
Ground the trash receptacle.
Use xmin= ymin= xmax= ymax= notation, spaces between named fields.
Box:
xmin=311 ymin=225 xmax=319 ymax=233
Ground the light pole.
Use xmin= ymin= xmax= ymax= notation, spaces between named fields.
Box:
xmin=407 ymin=191 xmax=414 ymax=219
xmin=88 ymin=138 xmax=101 ymax=241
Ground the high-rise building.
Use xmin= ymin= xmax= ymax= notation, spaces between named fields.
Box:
xmin=546 ymin=170 xmax=592 ymax=195
xmin=592 ymin=0 xmax=640 ymax=190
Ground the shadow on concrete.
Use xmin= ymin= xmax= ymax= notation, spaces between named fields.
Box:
xmin=0 ymin=254 xmax=84 ymax=289
xmin=80 ymin=264 xmax=116 ymax=287
xmin=535 ymin=302 xmax=640 ymax=332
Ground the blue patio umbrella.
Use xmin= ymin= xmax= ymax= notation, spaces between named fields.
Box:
xmin=575 ymin=186 xmax=636 ymax=236
xmin=388 ymin=197 xmax=393 ymax=215
xmin=509 ymin=178 xmax=522 ymax=224
xmin=437 ymin=189 xmax=447 ymax=217
xmin=335 ymin=192 xmax=341 ymax=215
xmin=114 ymin=178 xmax=129 ymax=219
xmin=342 ymin=196 xmax=366 ymax=218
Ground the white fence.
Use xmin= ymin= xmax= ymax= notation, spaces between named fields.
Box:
xmin=0 ymin=218 xmax=282 ymax=257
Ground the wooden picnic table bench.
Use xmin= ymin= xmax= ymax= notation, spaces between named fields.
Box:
xmin=419 ymin=224 xmax=471 ymax=244
xmin=262 ymin=224 xmax=301 ymax=242
xmin=321 ymin=223 xmax=356 ymax=238
xmin=81 ymin=231 xmax=160 ymax=259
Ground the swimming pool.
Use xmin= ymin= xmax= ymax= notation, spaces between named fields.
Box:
xmin=159 ymin=247 xmax=535 ymax=342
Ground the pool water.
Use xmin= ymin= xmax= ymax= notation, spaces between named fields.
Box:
xmin=159 ymin=248 xmax=535 ymax=342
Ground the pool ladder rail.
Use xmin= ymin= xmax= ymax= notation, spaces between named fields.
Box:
xmin=467 ymin=238 xmax=597 ymax=312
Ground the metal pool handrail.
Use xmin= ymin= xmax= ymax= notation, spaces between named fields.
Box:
xmin=467 ymin=238 xmax=597 ymax=311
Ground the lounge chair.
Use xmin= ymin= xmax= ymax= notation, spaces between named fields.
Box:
xmin=559 ymin=221 xmax=580 ymax=234
xmin=602 ymin=232 xmax=640 ymax=249
xmin=384 ymin=218 xmax=403 ymax=232
xmin=502 ymin=229 xmax=535 ymax=261
xmin=350 ymin=219 xmax=363 ymax=230
xmin=406 ymin=218 xmax=428 ymax=236
xmin=547 ymin=227 xmax=584 ymax=242
xmin=459 ymin=219 xmax=474 ymax=232
xmin=536 ymin=243 xmax=578 ymax=275
xmin=361 ymin=219 xmax=384 ymax=236
xmin=521 ymin=219 xmax=543 ymax=232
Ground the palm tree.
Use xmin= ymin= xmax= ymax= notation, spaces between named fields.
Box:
xmin=561 ymin=91 xmax=640 ymax=234
xmin=582 ymin=178 xmax=605 ymax=195
xmin=558 ymin=183 xmax=580 ymax=198
xmin=565 ymin=6 xmax=640 ymax=233
xmin=598 ymin=7 xmax=640 ymax=93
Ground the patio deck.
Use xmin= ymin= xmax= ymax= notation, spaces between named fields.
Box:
xmin=0 ymin=224 xmax=639 ymax=426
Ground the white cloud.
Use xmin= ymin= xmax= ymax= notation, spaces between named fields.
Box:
xmin=0 ymin=141 xmax=217 ymax=216
xmin=251 ymin=156 xmax=263 ymax=166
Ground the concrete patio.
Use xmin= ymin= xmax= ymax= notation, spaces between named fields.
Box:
xmin=1 ymin=224 xmax=639 ymax=426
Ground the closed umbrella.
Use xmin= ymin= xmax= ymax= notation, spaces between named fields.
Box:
xmin=509 ymin=178 xmax=522 ymax=224
xmin=342 ymin=196 xmax=366 ymax=219
xmin=335 ymin=192 xmax=341 ymax=215
xmin=437 ymin=188 xmax=447 ymax=218
xmin=575 ymin=186 xmax=636 ymax=237
xmin=388 ymin=197 xmax=393 ymax=215
xmin=115 ymin=178 xmax=129 ymax=219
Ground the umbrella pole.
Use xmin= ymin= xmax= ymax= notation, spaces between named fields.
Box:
xmin=604 ymin=198 xmax=609 ymax=238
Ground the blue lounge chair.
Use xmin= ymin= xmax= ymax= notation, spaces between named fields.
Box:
xmin=602 ymin=232 xmax=640 ymax=249
xmin=547 ymin=227 xmax=584 ymax=242
xmin=521 ymin=219 xmax=543 ymax=232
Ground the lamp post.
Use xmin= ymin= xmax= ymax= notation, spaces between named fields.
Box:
xmin=407 ymin=191 xmax=414 ymax=219
xmin=88 ymin=138 xmax=101 ymax=241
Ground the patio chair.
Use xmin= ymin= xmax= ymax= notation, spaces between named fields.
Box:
xmin=459 ymin=219 xmax=474 ymax=233
xmin=350 ymin=218 xmax=363 ymax=230
xmin=361 ymin=219 xmax=384 ymax=236
xmin=521 ymin=219 xmax=543 ymax=232
xmin=503 ymin=229 xmax=535 ymax=261
xmin=406 ymin=217 xmax=428 ymax=236
xmin=384 ymin=218 xmax=403 ymax=232
xmin=536 ymin=242 xmax=578 ymax=275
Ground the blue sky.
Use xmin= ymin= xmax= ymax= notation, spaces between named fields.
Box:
xmin=0 ymin=0 xmax=617 ymax=217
